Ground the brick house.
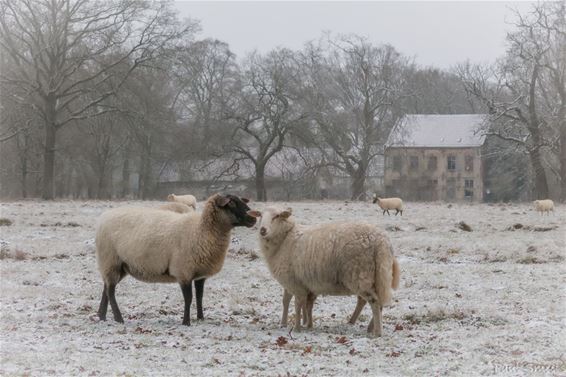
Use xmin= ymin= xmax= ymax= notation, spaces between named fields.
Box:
xmin=384 ymin=114 xmax=487 ymax=202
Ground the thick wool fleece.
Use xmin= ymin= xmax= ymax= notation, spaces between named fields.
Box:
xmin=96 ymin=195 xmax=233 ymax=286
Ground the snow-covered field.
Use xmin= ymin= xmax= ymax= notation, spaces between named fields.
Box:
xmin=1 ymin=200 xmax=565 ymax=376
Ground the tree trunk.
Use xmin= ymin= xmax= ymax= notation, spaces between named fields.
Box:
xmin=121 ymin=147 xmax=131 ymax=198
xmin=560 ymin=124 xmax=566 ymax=202
xmin=42 ymin=96 xmax=57 ymax=200
xmin=350 ymin=166 xmax=367 ymax=201
xmin=139 ymin=148 xmax=152 ymax=200
xmin=529 ymin=146 xmax=549 ymax=199
xmin=255 ymin=163 xmax=267 ymax=201
xmin=42 ymin=123 xmax=57 ymax=200
xmin=96 ymin=167 xmax=107 ymax=199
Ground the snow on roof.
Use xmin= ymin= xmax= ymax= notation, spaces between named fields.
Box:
xmin=387 ymin=114 xmax=488 ymax=148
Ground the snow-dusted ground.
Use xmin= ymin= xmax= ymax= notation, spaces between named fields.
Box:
xmin=0 ymin=200 xmax=565 ymax=376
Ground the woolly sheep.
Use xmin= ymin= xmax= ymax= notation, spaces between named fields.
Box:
xmin=255 ymin=207 xmax=400 ymax=337
xmin=95 ymin=194 xmax=257 ymax=325
xmin=533 ymin=199 xmax=554 ymax=215
xmin=281 ymin=290 xmax=367 ymax=329
xmin=158 ymin=202 xmax=193 ymax=214
xmin=373 ymin=195 xmax=404 ymax=216
xmin=168 ymin=193 xmax=197 ymax=210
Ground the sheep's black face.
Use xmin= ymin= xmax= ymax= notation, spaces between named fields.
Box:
xmin=217 ymin=194 xmax=257 ymax=228
xmin=372 ymin=197 xmax=378 ymax=204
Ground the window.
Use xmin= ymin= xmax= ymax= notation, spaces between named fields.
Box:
xmin=428 ymin=156 xmax=437 ymax=171
xmin=464 ymin=179 xmax=474 ymax=199
xmin=409 ymin=156 xmax=418 ymax=170
xmin=465 ymin=155 xmax=474 ymax=172
xmin=393 ymin=156 xmax=402 ymax=172
xmin=447 ymin=155 xmax=456 ymax=171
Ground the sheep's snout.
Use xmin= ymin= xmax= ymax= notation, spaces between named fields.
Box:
xmin=260 ymin=227 xmax=267 ymax=236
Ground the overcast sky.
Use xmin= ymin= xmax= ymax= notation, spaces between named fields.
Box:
xmin=175 ymin=1 xmax=535 ymax=69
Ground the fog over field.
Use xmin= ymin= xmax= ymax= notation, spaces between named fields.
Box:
xmin=0 ymin=200 xmax=564 ymax=376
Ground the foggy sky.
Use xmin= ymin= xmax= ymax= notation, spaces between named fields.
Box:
xmin=175 ymin=1 xmax=535 ymax=69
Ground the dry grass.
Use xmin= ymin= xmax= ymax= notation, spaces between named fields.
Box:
xmin=0 ymin=218 xmax=13 ymax=226
xmin=0 ymin=247 xmax=28 ymax=261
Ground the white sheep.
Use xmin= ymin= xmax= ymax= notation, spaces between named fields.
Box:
xmin=533 ymin=199 xmax=554 ymax=215
xmin=158 ymin=202 xmax=193 ymax=214
xmin=256 ymin=207 xmax=400 ymax=337
xmin=95 ymin=194 xmax=257 ymax=325
xmin=281 ymin=290 xmax=367 ymax=329
xmin=167 ymin=193 xmax=197 ymax=211
xmin=373 ymin=195 xmax=404 ymax=216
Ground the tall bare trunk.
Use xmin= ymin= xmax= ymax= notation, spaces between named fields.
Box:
xmin=255 ymin=162 xmax=267 ymax=201
xmin=529 ymin=146 xmax=549 ymax=199
xmin=560 ymin=125 xmax=566 ymax=201
xmin=121 ymin=146 xmax=131 ymax=198
xmin=350 ymin=166 xmax=367 ymax=201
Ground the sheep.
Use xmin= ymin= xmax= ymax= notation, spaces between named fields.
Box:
xmin=158 ymin=202 xmax=193 ymax=214
xmin=95 ymin=194 xmax=257 ymax=326
xmin=255 ymin=207 xmax=400 ymax=337
xmin=534 ymin=199 xmax=554 ymax=215
xmin=281 ymin=290 xmax=367 ymax=329
xmin=373 ymin=195 xmax=404 ymax=216
xmin=167 ymin=193 xmax=197 ymax=211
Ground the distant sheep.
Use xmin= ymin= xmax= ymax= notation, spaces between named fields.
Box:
xmin=533 ymin=199 xmax=554 ymax=215
xmin=168 ymin=194 xmax=197 ymax=211
xmin=158 ymin=202 xmax=193 ymax=214
xmin=373 ymin=195 xmax=404 ymax=216
xmin=95 ymin=194 xmax=257 ymax=325
xmin=255 ymin=207 xmax=400 ymax=337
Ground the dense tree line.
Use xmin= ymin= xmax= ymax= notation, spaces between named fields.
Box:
xmin=1 ymin=0 xmax=564 ymax=201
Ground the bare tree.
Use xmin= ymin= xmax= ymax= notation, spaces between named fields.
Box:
xmin=172 ymin=39 xmax=237 ymax=156
xmin=300 ymin=36 xmax=411 ymax=200
xmin=457 ymin=2 xmax=565 ymax=199
xmin=0 ymin=0 xmax=196 ymax=199
xmin=227 ymin=49 xmax=306 ymax=201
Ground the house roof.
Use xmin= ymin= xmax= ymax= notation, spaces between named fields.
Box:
xmin=386 ymin=114 xmax=488 ymax=148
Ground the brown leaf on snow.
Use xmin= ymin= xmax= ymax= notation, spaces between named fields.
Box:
xmin=387 ymin=351 xmax=402 ymax=357
xmin=394 ymin=323 xmax=404 ymax=331
xmin=275 ymin=336 xmax=288 ymax=347
xmin=335 ymin=336 xmax=349 ymax=344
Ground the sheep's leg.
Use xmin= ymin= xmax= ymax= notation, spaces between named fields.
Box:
xmin=306 ymin=293 xmax=315 ymax=328
xmin=106 ymin=284 xmax=123 ymax=323
xmin=294 ymin=296 xmax=305 ymax=331
xmin=194 ymin=278 xmax=205 ymax=320
xmin=386 ymin=209 xmax=391 ymax=216
xmin=97 ymin=284 xmax=108 ymax=321
xmin=382 ymin=209 xmax=386 ymax=216
xmin=349 ymin=296 xmax=366 ymax=324
xmin=366 ymin=306 xmax=382 ymax=333
xmin=395 ymin=209 xmax=400 ymax=216
xmin=281 ymin=290 xmax=292 ymax=326
xmin=180 ymin=282 xmax=193 ymax=326
xmin=368 ymin=303 xmax=383 ymax=337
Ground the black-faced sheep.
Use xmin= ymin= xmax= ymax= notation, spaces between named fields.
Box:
xmin=255 ymin=207 xmax=400 ymax=337
xmin=95 ymin=194 xmax=257 ymax=326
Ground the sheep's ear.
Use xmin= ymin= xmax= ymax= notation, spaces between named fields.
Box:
xmin=247 ymin=210 xmax=261 ymax=218
xmin=167 ymin=194 xmax=174 ymax=201
xmin=241 ymin=197 xmax=250 ymax=204
xmin=280 ymin=208 xmax=292 ymax=219
xmin=215 ymin=195 xmax=231 ymax=207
